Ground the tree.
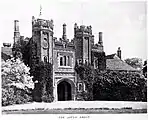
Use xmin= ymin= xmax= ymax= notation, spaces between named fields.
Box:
xmin=142 ymin=60 xmax=147 ymax=78
xmin=1 ymin=58 xmax=34 ymax=106
xmin=93 ymin=70 xmax=147 ymax=101
xmin=124 ymin=58 xmax=143 ymax=70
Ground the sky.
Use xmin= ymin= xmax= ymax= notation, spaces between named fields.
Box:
xmin=0 ymin=0 xmax=147 ymax=60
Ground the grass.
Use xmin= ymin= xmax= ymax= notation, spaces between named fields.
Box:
xmin=2 ymin=108 xmax=147 ymax=114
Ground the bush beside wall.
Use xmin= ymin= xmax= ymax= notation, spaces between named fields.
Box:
xmin=75 ymin=64 xmax=147 ymax=102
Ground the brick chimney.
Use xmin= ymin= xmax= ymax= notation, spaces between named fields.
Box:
xmin=62 ymin=23 xmax=67 ymax=40
xmin=117 ymin=47 xmax=121 ymax=59
xmin=98 ymin=32 xmax=103 ymax=45
xmin=14 ymin=20 xmax=20 ymax=45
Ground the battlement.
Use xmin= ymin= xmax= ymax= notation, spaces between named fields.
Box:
xmin=74 ymin=23 xmax=92 ymax=34
xmin=92 ymin=43 xmax=104 ymax=52
xmin=3 ymin=43 xmax=11 ymax=47
xmin=32 ymin=16 xmax=54 ymax=30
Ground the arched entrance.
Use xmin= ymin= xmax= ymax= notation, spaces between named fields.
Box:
xmin=57 ymin=80 xmax=74 ymax=101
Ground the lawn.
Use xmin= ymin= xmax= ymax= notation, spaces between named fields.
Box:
xmin=2 ymin=108 xmax=147 ymax=114
xmin=2 ymin=101 xmax=147 ymax=114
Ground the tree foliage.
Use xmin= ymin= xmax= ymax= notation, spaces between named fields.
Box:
xmin=93 ymin=70 xmax=147 ymax=101
xmin=1 ymin=58 xmax=34 ymax=90
xmin=142 ymin=60 xmax=147 ymax=78
xmin=1 ymin=58 xmax=34 ymax=106
xmin=124 ymin=58 xmax=143 ymax=70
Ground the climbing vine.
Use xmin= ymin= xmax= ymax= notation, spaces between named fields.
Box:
xmin=75 ymin=63 xmax=94 ymax=100
xmin=31 ymin=61 xmax=54 ymax=102
xmin=75 ymin=63 xmax=147 ymax=101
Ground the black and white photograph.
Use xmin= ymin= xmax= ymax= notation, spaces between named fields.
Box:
xmin=0 ymin=0 xmax=147 ymax=119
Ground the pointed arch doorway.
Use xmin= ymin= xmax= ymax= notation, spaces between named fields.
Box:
xmin=57 ymin=79 xmax=75 ymax=101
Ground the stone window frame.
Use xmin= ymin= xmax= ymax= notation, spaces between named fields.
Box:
xmin=78 ymin=83 xmax=83 ymax=92
xmin=60 ymin=56 xmax=63 ymax=66
xmin=42 ymin=56 xmax=48 ymax=63
xmin=94 ymin=57 xmax=98 ymax=69
xmin=83 ymin=83 xmax=86 ymax=92
xmin=44 ymin=38 xmax=47 ymax=41
xmin=44 ymin=56 xmax=47 ymax=63
xmin=64 ymin=56 xmax=67 ymax=66
xmin=59 ymin=55 xmax=72 ymax=67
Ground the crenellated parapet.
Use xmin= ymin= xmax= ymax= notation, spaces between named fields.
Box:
xmin=53 ymin=37 xmax=75 ymax=51
xmin=92 ymin=44 xmax=104 ymax=52
xmin=32 ymin=16 xmax=54 ymax=31
xmin=53 ymin=23 xmax=75 ymax=51
xmin=74 ymin=23 xmax=92 ymax=36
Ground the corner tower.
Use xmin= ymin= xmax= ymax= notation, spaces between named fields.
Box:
xmin=32 ymin=16 xmax=54 ymax=63
xmin=74 ymin=24 xmax=93 ymax=64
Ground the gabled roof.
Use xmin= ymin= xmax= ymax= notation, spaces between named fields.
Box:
xmin=106 ymin=54 xmax=138 ymax=71
xmin=106 ymin=54 xmax=116 ymax=59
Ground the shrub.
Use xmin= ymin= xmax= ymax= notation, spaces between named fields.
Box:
xmin=1 ymin=58 xmax=34 ymax=106
xmin=2 ymin=86 xmax=33 ymax=106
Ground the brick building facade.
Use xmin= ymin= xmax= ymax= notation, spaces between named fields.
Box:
xmin=25 ymin=15 xmax=105 ymax=101
xmin=1 ymin=13 xmax=138 ymax=101
xmin=4 ymin=15 xmax=106 ymax=101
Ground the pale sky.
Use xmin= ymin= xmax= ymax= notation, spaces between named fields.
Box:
xmin=0 ymin=0 xmax=147 ymax=60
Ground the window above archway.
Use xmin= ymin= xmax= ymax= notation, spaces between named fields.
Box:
xmin=59 ymin=55 xmax=72 ymax=67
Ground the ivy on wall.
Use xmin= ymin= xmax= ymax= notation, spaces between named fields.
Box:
xmin=75 ymin=63 xmax=94 ymax=100
xmin=75 ymin=63 xmax=147 ymax=101
xmin=31 ymin=62 xmax=54 ymax=102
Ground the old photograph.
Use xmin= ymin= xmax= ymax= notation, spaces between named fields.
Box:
xmin=0 ymin=0 xmax=147 ymax=117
